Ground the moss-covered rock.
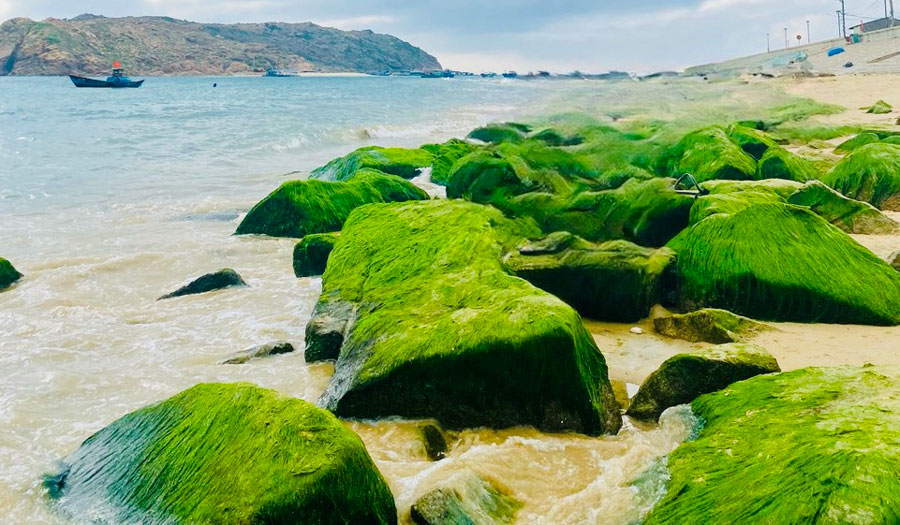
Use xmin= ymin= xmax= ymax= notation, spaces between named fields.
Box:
xmin=531 ymin=127 xmax=584 ymax=147
xmin=653 ymin=308 xmax=769 ymax=344
xmin=667 ymin=202 xmax=900 ymax=324
xmin=787 ymin=180 xmax=900 ymax=234
xmin=824 ymin=143 xmax=900 ymax=210
xmin=834 ymin=132 xmax=880 ymax=154
xmin=411 ymin=473 xmax=521 ymax=525
xmin=890 ymin=250 xmax=900 ymax=271
xmin=158 ymin=268 xmax=246 ymax=300
xmin=466 ymin=123 xmax=527 ymax=144
xmin=627 ymin=343 xmax=779 ymax=421
xmin=687 ymin=179 xmax=802 ymax=224
xmin=726 ymin=124 xmax=777 ymax=160
xmin=662 ymin=126 xmax=758 ymax=182
xmin=45 ymin=383 xmax=397 ymax=524
xmin=0 ymin=258 xmax=22 ymax=290
xmin=645 ymin=366 xmax=900 ymax=524
xmin=310 ymin=146 xmax=433 ymax=181
xmin=421 ymin=139 xmax=480 ymax=186
xmin=306 ymin=200 xmax=622 ymax=435
xmin=504 ymin=232 xmax=675 ymax=322
xmin=756 ymin=146 xmax=818 ymax=182
xmin=864 ymin=99 xmax=893 ymax=114
xmin=293 ymin=232 xmax=340 ymax=277
xmin=236 ymin=170 xmax=428 ymax=238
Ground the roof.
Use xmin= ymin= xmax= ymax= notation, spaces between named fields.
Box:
xmin=851 ymin=17 xmax=900 ymax=32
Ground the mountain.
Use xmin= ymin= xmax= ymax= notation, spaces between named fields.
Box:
xmin=0 ymin=15 xmax=441 ymax=76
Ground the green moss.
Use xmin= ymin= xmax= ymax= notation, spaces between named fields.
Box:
xmin=0 ymin=258 xmax=22 ymax=290
xmin=653 ymin=308 xmax=770 ymax=344
xmin=466 ymin=124 xmax=526 ymax=144
xmin=310 ymin=146 xmax=433 ymax=181
xmin=307 ymin=200 xmax=622 ymax=435
xmin=824 ymin=143 xmax=900 ymax=210
xmin=726 ymin=124 xmax=777 ymax=160
xmin=864 ymin=99 xmax=893 ymax=114
xmin=661 ymin=126 xmax=758 ymax=182
xmin=667 ymin=202 xmax=900 ymax=324
xmin=834 ymin=132 xmax=880 ymax=154
xmin=45 ymin=383 xmax=397 ymax=524
xmin=756 ymin=146 xmax=818 ymax=182
xmin=504 ymin=232 xmax=675 ymax=322
xmin=769 ymin=98 xmax=844 ymax=122
xmin=236 ymin=170 xmax=428 ymax=238
xmin=531 ymin=127 xmax=584 ymax=146
xmin=645 ymin=366 xmax=900 ymax=524
xmin=421 ymin=139 xmax=480 ymax=186
xmin=687 ymin=179 xmax=801 ymax=224
xmin=787 ymin=180 xmax=900 ymax=234
xmin=626 ymin=343 xmax=779 ymax=421
xmin=411 ymin=473 xmax=521 ymax=525
xmin=293 ymin=232 xmax=340 ymax=277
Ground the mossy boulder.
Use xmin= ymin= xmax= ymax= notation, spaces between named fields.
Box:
xmin=688 ymin=179 xmax=802 ymax=224
xmin=667 ymin=202 xmax=900 ymax=324
xmin=891 ymin=250 xmax=900 ymax=271
xmin=310 ymin=146 xmax=433 ymax=181
xmin=294 ymin=232 xmax=340 ymax=277
xmin=306 ymin=200 xmax=622 ymax=435
xmin=158 ymin=268 xmax=246 ymax=300
xmin=787 ymin=180 xmax=900 ymax=234
xmin=421 ymin=139 xmax=480 ymax=185
xmin=45 ymin=383 xmax=397 ymax=524
xmin=645 ymin=366 xmax=900 ymax=524
xmin=0 ymin=258 xmax=22 ymax=290
xmin=662 ymin=126 xmax=758 ymax=182
xmin=864 ymin=99 xmax=893 ymax=114
xmin=756 ymin=146 xmax=818 ymax=182
xmin=236 ymin=170 xmax=428 ymax=238
xmin=824 ymin=143 xmax=900 ymax=210
xmin=466 ymin=123 xmax=529 ymax=144
xmin=726 ymin=124 xmax=777 ymax=160
xmin=627 ymin=343 xmax=779 ymax=421
xmin=653 ymin=308 xmax=769 ymax=344
xmin=531 ymin=127 xmax=584 ymax=147
xmin=834 ymin=132 xmax=880 ymax=154
xmin=411 ymin=473 xmax=521 ymax=525
xmin=504 ymin=232 xmax=675 ymax=322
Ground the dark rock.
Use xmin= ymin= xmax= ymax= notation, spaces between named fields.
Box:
xmin=158 ymin=268 xmax=246 ymax=300
xmin=0 ymin=257 xmax=22 ymax=290
xmin=304 ymin=299 xmax=355 ymax=363
xmin=420 ymin=423 xmax=448 ymax=461
xmin=293 ymin=232 xmax=339 ymax=277
xmin=653 ymin=309 xmax=770 ymax=344
xmin=221 ymin=341 xmax=295 ymax=365
xmin=411 ymin=473 xmax=521 ymax=525
xmin=890 ymin=250 xmax=900 ymax=271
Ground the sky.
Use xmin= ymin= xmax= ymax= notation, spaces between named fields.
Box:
xmin=0 ymin=0 xmax=895 ymax=73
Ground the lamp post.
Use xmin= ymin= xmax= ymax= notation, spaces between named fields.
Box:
xmin=807 ymin=20 xmax=811 ymax=43
xmin=784 ymin=27 xmax=789 ymax=48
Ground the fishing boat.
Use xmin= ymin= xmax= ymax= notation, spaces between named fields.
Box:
xmin=263 ymin=68 xmax=298 ymax=77
xmin=502 ymin=71 xmax=518 ymax=78
xmin=69 ymin=62 xmax=144 ymax=88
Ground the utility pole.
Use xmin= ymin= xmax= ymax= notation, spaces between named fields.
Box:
xmin=837 ymin=10 xmax=843 ymax=37
xmin=839 ymin=0 xmax=847 ymax=38
xmin=807 ymin=20 xmax=811 ymax=43
xmin=891 ymin=0 xmax=896 ymax=26
xmin=886 ymin=0 xmax=890 ymax=19
xmin=784 ymin=27 xmax=789 ymax=48
xmin=767 ymin=33 xmax=770 ymax=52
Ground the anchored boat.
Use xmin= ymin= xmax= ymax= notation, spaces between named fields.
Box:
xmin=69 ymin=62 xmax=144 ymax=88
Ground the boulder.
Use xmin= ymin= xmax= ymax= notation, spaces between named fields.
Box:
xmin=531 ymin=127 xmax=584 ymax=147
xmin=824 ymin=143 xmax=900 ymax=210
xmin=756 ymin=147 xmax=818 ymax=182
xmin=865 ymin=99 xmax=893 ymax=114
xmin=626 ymin=343 xmax=780 ymax=421
xmin=726 ymin=124 xmax=777 ymax=160
xmin=504 ymin=232 xmax=676 ymax=322
xmin=307 ymin=200 xmax=622 ymax=435
xmin=411 ymin=473 xmax=521 ymax=525
xmin=45 ymin=383 xmax=397 ymax=524
xmin=0 ymin=257 xmax=22 ymax=290
xmin=667 ymin=202 xmax=900 ymax=324
xmin=419 ymin=423 xmax=449 ymax=461
xmin=662 ymin=126 xmax=758 ymax=182
xmin=158 ymin=268 xmax=246 ymax=300
xmin=235 ymin=170 xmax=428 ymax=238
xmin=653 ymin=308 xmax=769 ymax=344
xmin=787 ymin=180 xmax=900 ymax=234
xmin=890 ymin=250 xmax=900 ymax=271
xmin=466 ymin=123 xmax=528 ymax=144
xmin=421 ymin=139 xmax=480 ymax=185
xmin=645 ymin=366 xmax=900 ymax=524
xmin=834 ymin=132 xmax=880 ymax=154
xmin=310 ymin=146 xmax=433 ymax=181
xmin=220 ymin=341 xmax=295 ymax=364
xmin=294 ymin=232 xmax=340 ymax=277
xmin=687 ymin=179 xmax=802 ymax=224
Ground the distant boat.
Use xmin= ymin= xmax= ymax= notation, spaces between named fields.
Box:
xmin=421 ymin=70 xmax=454 ymax=78
xmin=69 ymin=62 xmax=144 ymax=88
xmin=263 ymin=68 xmax=298 ymax=77
xmin=480 ymin=72 xmax=498 ymax=78
xmin=502 ymin=71 xmax=518 ymax=78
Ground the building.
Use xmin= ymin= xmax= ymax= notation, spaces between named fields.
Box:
xmin=851 ymin=17 xmax=900 ymax=33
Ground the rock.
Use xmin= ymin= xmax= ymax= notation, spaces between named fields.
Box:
xmin=310 ymin=146 xmax=433 ymax=181
xmin=661 ymin=126 xmax=758 ymax=182
xmin=726 ymin=123 xmax=777 ymax=160
xmin=688 ymin=179 xmax=802 ymax=224
xmin=630 ymin=327 xmax=644 ymax=335
xmin=421 ymin=139 xmax=480 ymax=186
xmin=787 ymin=180 xmax=900 ymax=234
xmin=419 ymin=423 xmax=448 ymax=461
xmin=756 ymin=146 xmax=818 ymax=182
xmin=627 ymin=343 xmax=779 ymax=422
xmin=865 ymin=99 xmax=893 ymax=114
xmin=45 ymin=383 xmax=397 ymax=524
xmin=824 ymin=143 xmax=900 ymax=210
xmin=667 ymin=202 xmax=900 ymax=324
xmin=293 ymin=232 xmax=340 ymax=277
xmin=504 ymin=233 xmax=676 ymax=322
xmin=531 ymin=127 xmax=584 ymax=147
xmin=645 ymin=366 xmax=900 ymax=523
xmin=235 ymin=170 xmax=428 ymax=238
xmin=466 ymin=123 xmax=528 ymax=144
xmin=834 ymin=132 xmax=880 ymax=154
xmin=890 ymin=250 xmax=900 ymax=271
xmin=308 ymin=200 xmax=622 ymax=435
xmin=221 ymin=341 xmax=295 ymax=364
xmin=158 ymin=268 xmax=246 ymax=300
xmin=411 ymin=473 xmax=521 ymax=525
xmin=0 ymin=257 xmax=22 ymax=290
xmin=654 ymin=308 xmax=769 ymax=344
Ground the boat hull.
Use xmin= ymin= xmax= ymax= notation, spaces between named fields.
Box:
xmin=69 ymin=75 xmax=144 ymax=88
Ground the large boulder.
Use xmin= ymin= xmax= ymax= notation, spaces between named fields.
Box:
xmin=756 ymin=146 xmax=818 ymax=182
xmin=626 ymin=343 xmax=780 ymax=421
xmin=45 ymin=383 xmax=397 ymax=524
xmin=531 ymin=127 xmax=584 ymax=147
xmin=310 ymin=146 xmax=433 ymax=181
xmin=466 ymin=123 xmax=529 ymax=144
xmin=645 ymin=366 xmax=900 ymax=524
xmin=662 ymin=126 xmax=758 ymax=182
xmin=824 ymin=143 xmax=900 ymax=210
xmin=726 ymin=124 xmax=777 ymax=160
xmin=787 ymin=180 xmax=900 ymax=234
xmin=667 ymin=202 xmax=900 ymax=324
xmin=504 ymin=232 xmax=676 ymax=322
xmin=834 ymin=132 xmax=880 ymax=154
xmin=411 ymin=473 xmax=521 ymax=525
xmin=158 ymin=268 xmax=246 ymax=300
xmin=235 ymin=170 xmax=428 ymax=238
xmin=688 ymin=179 xmax=801 ymax=224
xmin=653 ymin=308 xmax=769 ymax=344
xmin=294 ymin=232 xmax=340 ymax=277
xmin=0 ymin=257 xmax=22 ymax=290
xmin=306 ymin=200 xmax=622 ymax=435
xmin=421 ymin=139 xmax=479 ymax=186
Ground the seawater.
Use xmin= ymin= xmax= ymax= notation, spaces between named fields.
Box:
xmin=0 ymin=76 xmax=693 ymax=523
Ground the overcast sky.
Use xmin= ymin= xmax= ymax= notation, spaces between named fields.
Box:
xmin=0 ymin=1 xmax=893 ymax=72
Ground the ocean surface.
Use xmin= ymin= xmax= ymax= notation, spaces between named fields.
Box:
xmin=0 ymin=75 xmax=693 ymax=523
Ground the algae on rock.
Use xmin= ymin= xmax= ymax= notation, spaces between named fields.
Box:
xmin=466 ymin=123 xmax=529 ymax=144
xmin=787 ymin=180 xmax=900 ymax=234
xmin=310 ymin=146 xmax=433 ymax=181
xmin=421 ymin=139 xmax=480 ymax=186
xmin=0 ymin=258 xmax=22 ymax=290
xmin=411 ymin=473 xmax=521 ymax=525
xmin=824 ymin=143 xmax=900 ymax=210
xmin=661 ymin=126 xmax=758 ymax=182
xmin=294 ymin=232 xmax=340 ymax=277
xmin=653 ymin=308 xmax=769 ymax=344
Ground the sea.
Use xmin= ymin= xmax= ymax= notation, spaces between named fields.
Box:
xmin=0 ymin=75 xmax=694 ymax=524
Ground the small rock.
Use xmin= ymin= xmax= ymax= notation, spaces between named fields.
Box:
xmin=890 ymin=250 xmax=900 ymax=271
xmin=630 ymin=327 xmax=644 ymax=335
xmin=419 ymin=423 xmax=448 ymax=461
xmin=411 ymin=472 xmax=521 ymax=525
xmin=158 ymin=268 xmax=246 ymax=300
xmin=221 ymin=342 xmax=295 ymax=365
xmin=654 ymin=308 xmax=769 ymax=344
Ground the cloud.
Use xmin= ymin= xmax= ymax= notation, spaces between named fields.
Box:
xmin=0 ymin=0 xmax=15 ymax=18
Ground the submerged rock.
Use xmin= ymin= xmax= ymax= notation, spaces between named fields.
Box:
xmin=45 ymin=383 xmax=397 ymax=524
xmin=645 ymin=366 xmax=900 ymax=523
xmin=662 ymin=126 xmax=757 ymax=182
xmin=419 ymin=422 xmax=449 ymax=461
xmin=235 ymin=170 xmax=428 ymax=238
xmin=667 ymin=202 xmax=900 ymax=324
xmin=220 ymin=341 xmax=295 ymax=364
xmin=421 ymin=139 xmax=480 ymax=186
xmin=787 ymin=180 xmax=900 ymax=234
xmin=504 ymin=232 xmax=675 ymax=322
xmin=824 ymin=143 xmax=900 ymax=210
xmin=158 ymin=268 xmax=246 ymax=300
xmin=466 ymin=123 xmax=528 ymax=144
xmin=293 ymin=232 xmax=340 ymax=277
xmin=0 ymin=258 xmax=22 ymax=290
xmin=307 ymin=200 xmax=622 ymax=435
xmin=627 ymin=343 xmax=779 ymax=421
xmin=411 ymin=473 xmax=521 ymax=525
xmin=310 ymin=146 xmax=433 ymax=181
xmin=653 ymin=308 xmax=769 ymax=344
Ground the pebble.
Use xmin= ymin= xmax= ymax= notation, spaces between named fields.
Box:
xmin=630 ymin=327 xmax=644 ymax=335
